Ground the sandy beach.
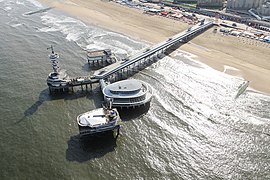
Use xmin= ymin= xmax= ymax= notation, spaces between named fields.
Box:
xmin=39 ymin=0 xmax=270 ymax=94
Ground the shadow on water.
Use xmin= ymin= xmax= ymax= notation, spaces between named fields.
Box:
xmin=117 ymin=102 xmax=150 ymax=121
xmin=66 ymin=132 xmax=117 ymax=162
xmin=16 ymin=86 xmax=101 ymax=124
xmin=81 ymin=63 xmax=106 ymax=72
xmin=16 ymin=88 xmax=51 ymax=124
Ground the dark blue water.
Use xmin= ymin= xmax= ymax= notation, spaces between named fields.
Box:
xmin=0 ymin=0 xmax=270 ymax=179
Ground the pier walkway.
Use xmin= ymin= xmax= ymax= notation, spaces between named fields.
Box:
xmin=93 ymin=20 xmax=213 ymax=81
xmin=47 ymin=20 xmax=213 ymax=93
xmin=48 ymin=75 xmax=100 ymax=93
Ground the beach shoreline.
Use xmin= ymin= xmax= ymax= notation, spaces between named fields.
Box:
xmin=39 ymin=0 xmax=270 ymax=94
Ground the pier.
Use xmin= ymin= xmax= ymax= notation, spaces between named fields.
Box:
xmin=46 ymin=46 xmax=99 ymax=93
xmin=48 ymin=76 xmax=99 ymax=93
xmin=93 ymin=20 xmax=213 ymax=82
xmin=47 ymin=20 xmax=214 ymax=93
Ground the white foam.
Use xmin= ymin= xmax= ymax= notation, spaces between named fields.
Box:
xmin=65 ymin=1 xmax=79 ymax=6
xmin=223 ymin=65 xmax=240 ymax=73
xmin=247 ymin=116 xmax=265 ymax=125
xmin=111 ymin=39 xmax=139 ymax=54
xmin=85 ymin=44 xmax=104 ymax=51
xmin=149 ymin=111 xmax=181 ymax=136
xmin=39 ymin=11 xmax=146 ymax=58
xmin=85 ymin=39 xmax=135 ymax=55
xmin=66 ymin=31 xmax=83 ymax=41
xmin=16 ymin=0 xmax=24 ymax=5
xmin=40 ymin=14 xmax=85 ymax=41
xmin=38 ymin=26 xmax=59 ymax=32
xmin=107 ymin=31 xmax=146 ymax=48
xmin=25 ymin=0 xmax=43 ymax=8
xmin=177 ymin=49 xmax=198 ymax=59
xmin=11 ymin=23 xmax=23 ymax=27
xmin=4 ymin=6 xmax=12 ymax=11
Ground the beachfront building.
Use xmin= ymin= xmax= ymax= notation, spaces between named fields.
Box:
xmin=147 ymin=0 xmax=162 ymax=2
xmin=173 ymin=0 xmax=197 ymax=2
xmin=197 ymin=0 xmax=224 ymax=8
xmin=170 ymin=0 xmax=224 ymax=9
xmin=227 ymin=0 xmax=270 ymax=16
xmin=257 ymin=1 xmax=270 ymax=16
xmin=227 ymin=0 xmax=265 ymax=10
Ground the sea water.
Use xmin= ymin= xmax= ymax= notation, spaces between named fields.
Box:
xmin=0 ymin=0 xmax=269 ymax=179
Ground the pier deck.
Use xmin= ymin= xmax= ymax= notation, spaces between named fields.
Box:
xmin=48 ymin=76 xmax=99 ymax=93
xmin=93 ymin=20 xmax=214 ymax=81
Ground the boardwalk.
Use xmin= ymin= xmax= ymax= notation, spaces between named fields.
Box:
xmin=93 ymin=20 xmax=213 ymax=81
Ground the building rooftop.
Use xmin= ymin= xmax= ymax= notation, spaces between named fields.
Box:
xmin=109 ymin=79 xmax=142 ymax=93
xmin=87 ymin=49 xmax=111 ymax=58
xmin=103 ymin=79 xmax=148 ymax=98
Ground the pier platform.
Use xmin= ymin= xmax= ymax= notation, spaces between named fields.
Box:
xmin=48 ymin=76 xmax=99 ymax=93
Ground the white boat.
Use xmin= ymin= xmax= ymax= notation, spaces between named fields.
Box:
xmin=77 ymin=107 xmax=121 ymax=137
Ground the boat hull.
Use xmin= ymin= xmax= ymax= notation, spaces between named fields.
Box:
xmin=78 ymin=124 xmax=120 ymax=138
xmin=77 ymin=108 xmax=121 ymax=138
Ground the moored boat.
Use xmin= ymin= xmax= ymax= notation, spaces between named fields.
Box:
xmin=77 ymin=107 xmax=121 ymax=138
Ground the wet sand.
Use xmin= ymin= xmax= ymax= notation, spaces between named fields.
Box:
xmin=40 ymin=0 xmax=270 ymax=94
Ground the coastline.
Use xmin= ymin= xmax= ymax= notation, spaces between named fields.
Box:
xmin=39 ymin=0 xmax=270 ymax=94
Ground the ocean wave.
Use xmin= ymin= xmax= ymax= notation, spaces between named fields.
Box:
xmin=16 ymin=0 xmax=24 ymax=5
xmin=24 ymin=0 xmax=42 ymax=8
xmin=10 ymin=23 xmax=23 ymax=27
xmin=85 ymin=43 xmax=105 ymax=51
xmin=4 ymin=6 xmax=12 ymax=11
xmin=154 ymin=56 xmax=241 ymax=100
xmin=39 ymin=13 xmax=85 ymax=42
xmin=39 ymin=12 xmax=142 ymax=56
